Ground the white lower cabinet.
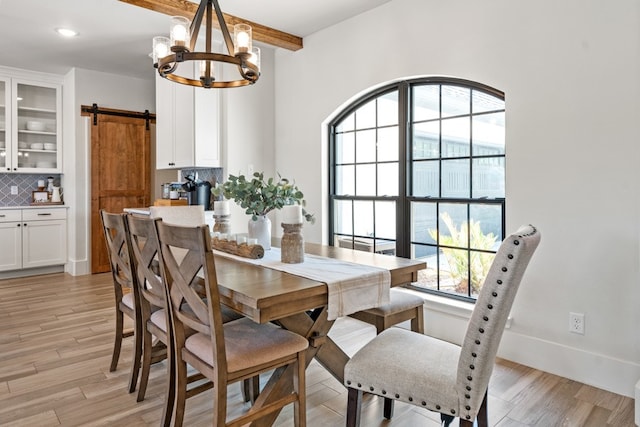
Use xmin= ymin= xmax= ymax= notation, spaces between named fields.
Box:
xmin=0 ymin=207 xmax=67 ymax=272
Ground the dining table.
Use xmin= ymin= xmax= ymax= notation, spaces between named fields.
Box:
xmin=211 ymin=241 xmax=426 ymax=426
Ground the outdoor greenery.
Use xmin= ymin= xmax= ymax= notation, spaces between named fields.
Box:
xmin=212 ymin=172 xmax=314 ymax=222
xmin=429 ymin=212 xmax=497 ymax=294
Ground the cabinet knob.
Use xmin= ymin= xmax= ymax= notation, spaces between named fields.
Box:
xmin=17 ymin=223 xmax=21 ymax=227
xmin=23 ymin=223 xmax=27 ymax=227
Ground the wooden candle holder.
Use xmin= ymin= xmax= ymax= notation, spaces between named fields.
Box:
xmin=212 ymin=237 xmax=264 ymax=259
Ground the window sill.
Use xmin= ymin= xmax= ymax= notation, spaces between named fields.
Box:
xmin=399 ymin=287 xmax=474 ymax=319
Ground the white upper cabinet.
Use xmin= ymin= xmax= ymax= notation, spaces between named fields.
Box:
xmin=0 ymin=69 xmax=62 ymax=173
xmin=155 ymin=63 xmax=220 ymax=170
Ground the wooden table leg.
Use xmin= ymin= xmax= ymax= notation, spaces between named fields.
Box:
xmin=250 ymin=306 xmax=349 ymax=427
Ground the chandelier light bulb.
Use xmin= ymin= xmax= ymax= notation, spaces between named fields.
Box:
xmin=234 ymin=24 xmax=252 ymax=54
xmin=170 ymin=16 xmax=190 ymax=49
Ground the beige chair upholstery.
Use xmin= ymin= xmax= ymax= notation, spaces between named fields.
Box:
xmin=99 ymin=210 xmax=142 ymax=394
xmin=156 ymin=222 xmax=309 ymax=427
xmin=344 ymin=225 xmax=541 ymax=427
xmin=149 ymin=205 xmax=205 ymax=226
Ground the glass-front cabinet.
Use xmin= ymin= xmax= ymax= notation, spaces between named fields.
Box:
xmin=11 ymin=80 xmax=61 ymax=173
xmin=0 ymin=72 xmax=62 ymax=173
xmin=0 ymin=77 xmax=10 ymax=171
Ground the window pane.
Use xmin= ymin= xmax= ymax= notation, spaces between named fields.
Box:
xmin=335 ymin=132 xmax=355 ymax=164
xmin=441 ymin=159 xmax=470 ymax=198
xmin=472 ymin=157 xmax=505 ymax=198
xmin=442 ymin=117 xmax=470 ymax=158
xmin=355 ymin=129 xmax=376 ymax=163
xmin=334 ymin=200 xmax=353 ymax=235
xmin=413 ymin=121 xmax=439 ymax=159
xmin=411 ymin=202 xmax=437 ymax=244
xmin=413 ymin=85 xmax=439 ymax=122
xmin=442 ymin=85 xmax=470 ymax=117
xmin=470 ymin=251 xmax=495 ymax=296
xmin=412 ymin=160 xmax=439 ymax=197
xmin=378 ymin=91 xmax=398 ymax=127
xmin=472 ymin=90 xmax=504 ymax=113
xmin=377 ymin=163 xmax=398 ymax=196
xmin=355 ymin=99 xmax=376 ymax=130
xmin=440 ymin=248 xmax=470 ymax=295
xmin=438 ymin=204 xmax=469 ymax=248
xmin=336 ymin=112 xmax=354 ymax=133
xmin=375 ymin=201 xmax=396 ymax=240
xmin=378 ymin=126 xmax=398 ymax=162
xmin=335 ymin=165 xmax=354 ymax=195
xmin=355 ymin=164 xmax=376 ymax=196
xmin=353 ymin=200 xmax=373 ymax=237
xmin=469 ymin=204 xmax=503 ymax=246
xmin=472 ymin=112 xmax=505 ymax=156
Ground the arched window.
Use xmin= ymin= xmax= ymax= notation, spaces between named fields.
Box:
xmin=329 ymin=77 xmax=505 ymax=300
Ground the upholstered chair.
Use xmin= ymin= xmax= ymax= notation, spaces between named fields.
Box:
xmin=156 ymin=221 xmax=309 ymax=427
xmin=99 ymin=210 xmax=142 ymax=394
xmin=344 ymin=225 xmax=541 ymax=427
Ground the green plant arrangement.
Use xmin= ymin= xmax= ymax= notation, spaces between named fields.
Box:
xmin=428 ymin=212 xmax=497 ymax=294
xmin=212 ymin=172 xmax=314 ymax=223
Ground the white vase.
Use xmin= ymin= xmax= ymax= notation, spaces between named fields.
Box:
xmin=248 ymin=215 xmax=271 ymax=250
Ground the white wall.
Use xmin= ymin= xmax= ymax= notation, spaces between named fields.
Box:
xmin=273 ymin=0 xmax=640 ymax=396
xmin=63 ymin=68 xmax=155 ymax=275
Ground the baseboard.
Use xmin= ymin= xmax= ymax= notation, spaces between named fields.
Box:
xmin=0 ymin=265 xmax=64 ymax=279
xmin=499 ymin=330 xmax=640 ymax=398
xmin=65 ymin=259 xmax=90 ymax=276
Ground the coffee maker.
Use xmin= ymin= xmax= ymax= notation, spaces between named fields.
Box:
xmin=181 ymin=175 xmax=212 ymax=209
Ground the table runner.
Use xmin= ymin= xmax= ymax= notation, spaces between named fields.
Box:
xmin=214 ymin=248 xmax=390 ymax=320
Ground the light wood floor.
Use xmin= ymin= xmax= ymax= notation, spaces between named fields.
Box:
xmin=0 ymin=272 xmax=634 ymax=426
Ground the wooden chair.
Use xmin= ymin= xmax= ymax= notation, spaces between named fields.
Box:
xmin=156 ymin=221 xmax=309 ymax=427
xmin=349 ymin=288 xmax=424 ymax=334
xmin=99 ymin=210 xmax=142 ymax=394
xmin=344 ymin=225 xmax=541 ymax=427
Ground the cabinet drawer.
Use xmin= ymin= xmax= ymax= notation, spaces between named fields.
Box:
xmin=22 ymin=208 xmax=67 ymax=221
xmin=0 ymin=210 xmax=22 ymax=222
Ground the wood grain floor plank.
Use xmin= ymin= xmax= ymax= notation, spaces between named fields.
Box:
xmin=0 ymin=272 xmax=635 ymax=426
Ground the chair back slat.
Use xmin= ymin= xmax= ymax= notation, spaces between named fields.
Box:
xmin=126 ymin=216 xmax=167 ymax=309
xmin=100 ymin=210 xmax=135 ymax=298
xmin=457 ymin=224 xmax=540 ymax=419
xmin=156 ymin=222 xmax=228 ymax=373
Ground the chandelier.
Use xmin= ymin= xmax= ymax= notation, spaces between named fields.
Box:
xmin=151 ymin=0 xmax=260 ymax=89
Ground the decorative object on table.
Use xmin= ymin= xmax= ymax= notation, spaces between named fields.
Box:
xmin=213 ymin=200 xmax=230 ymax=234
xmin=37 ymin=179 xmax=45 ymax=191
xmin=51 ymin=186 xmax=62 ymax=203
xmin=281 ymin=205 xmax=304 ymax=264
xmin=212 ymin=234 xmax=264 ymax=259
xmin=46 ymin=176 xmax=54 ymax=193
xmin=151 ymin=0 xmax=260 ymax=89
xmin=212 ymin=172 xmax=314 ymax=251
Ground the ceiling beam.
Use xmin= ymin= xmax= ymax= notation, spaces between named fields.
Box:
xmin=119 ymin=0 xmax=303 ymax=51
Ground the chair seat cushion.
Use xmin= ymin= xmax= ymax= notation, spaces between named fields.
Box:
xmin=363 ymin=288 xmax=424 ymax=316
xmin=345 ymin=328 xmax=461 ymax=413
xmin=121 ymin=292 xmax=135 ymax=310
xmin=150 ymin=309 xmax=168 ymax=332
xmin=185 ymin=318 xmax=308 ymax=373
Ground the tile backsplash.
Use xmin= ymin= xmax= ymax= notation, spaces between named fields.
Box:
xmin=0 ymin=173 xmax=62 ymax=206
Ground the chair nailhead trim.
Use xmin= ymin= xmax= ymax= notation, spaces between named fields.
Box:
xmin=466 ymin=386 xmax=472 ymax=391
xmin=514 ymin=240 xmax=520 ymax=245
xmin=357 ymin=383 xmax=362 ymax=387
xmin=465 ymin=394 xmax=470 ymax=399
xmin=408 ymin=397 xmax=413 ymax=402
xmin=469 ymin=364 xmax=475 ymax=370
xmin=346 ymin=380 xmax=351 ymax=385
xmin=382 ymin=390 xmax=386 ymax=395
xmin=501 ymin=267 xmax=508 ymax=272
xmin=422 ymin=401 xmax=427 ymax=406
xmin=466 ymin=415 xmax=472 ymax=419
xmin=483 ymin=316 xmax=489 ymax=321
xmin=451 ymin=409 xmax=456 ymax=414
xmin=436 ymin=405 xmax=441 ymax=410
xmin=488 ymin=304 xmax=493 ymax=309
xmin=466 ymin=405 xmax=471 ymax=410
xmin=508 ymin=254 xmax=513 ymax=259
xmin=369 ymin=386 xmax=374 ymax=391
xmin=479 ymin=328 xmax=484 ymax=333
xmin=472 ymin=352 xmax=477 ymax=357
xmin=395 ymin=393 xmax=400 ymax=398
xmin=492 ymin=292 xmax=498 ymax=297
xmin=467 ymin=375 xmax=473 ymax=381
xmin=497 ymin=280 xmax=502 ymax=284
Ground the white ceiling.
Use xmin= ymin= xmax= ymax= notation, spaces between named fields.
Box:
xmin=0 ymin=0 xmax=391 ymax=80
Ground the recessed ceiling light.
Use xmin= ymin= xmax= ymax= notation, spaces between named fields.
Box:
xmin=55 ymin=28 xmax=78 ymax=38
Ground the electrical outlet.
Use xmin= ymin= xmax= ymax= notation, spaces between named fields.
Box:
xmin=10 ymin=186 xmax=18 ymax=195
xmin=569 ymin=312 xmax=585 ymax=334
